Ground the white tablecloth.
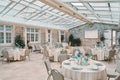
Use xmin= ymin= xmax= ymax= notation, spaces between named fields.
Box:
xmin=8 ymin=48 xmax=26 ymax=60
xmin=62 ymin=59 xmax=107 ymax=80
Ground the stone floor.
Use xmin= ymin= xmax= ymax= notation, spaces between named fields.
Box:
xmin=0 ymin=52 xmax=117 ymax=80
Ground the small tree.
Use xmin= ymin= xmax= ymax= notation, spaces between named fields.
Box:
xmin=15 ymin=35 xmax=25 ymax=48
xmin=61 ymin=35 xmax=64 ymax=42
xmin=118 ymin=37 xmax=120 ymax=45
xmin=69 ymin=34 xmax=81 ymax=46
xmin=100 ymin=34 xmax=105 ymax=42
xmin=75 ymin=38 xmax=81 ymax=46
xmin=69 ymin=34 xmax=74 ymax=46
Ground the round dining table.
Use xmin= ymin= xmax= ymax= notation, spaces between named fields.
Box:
xmin=62 ymin=59 xmax=107 ymax=80
xmin=8 ymin=48 xmax=26 ymax=60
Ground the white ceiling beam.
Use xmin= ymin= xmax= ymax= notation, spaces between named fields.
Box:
xmin=39 ymin=0 xmax=92 ymax=23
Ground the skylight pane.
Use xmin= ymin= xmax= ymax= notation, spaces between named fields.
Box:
xmin=77 ymin=7 xmax=87 ymax=10
xmin=58 ymin=12 xmax=65 ymax=15
xmin=71 ymin=3 xmax=83 ymax=6
xmin=28 ymin=4 xmax=41 ymax=10
xmin=95 ymin=11 xmax=111 ymax=15
xmin=112 ymin=19 xmax=119 ymax=22
xmin=111 ymin=8 xmax=119 ymax=11
xmin=25 ymin=0 xmax=34 ymax=2
xmin=34 ymin=0 xmax=45 ymax=7
xmin=94 ymin=8 xmax=109 ymax=10
xmin=100 ymin=18 xmax=112 ymax=21
xmin=99 ymin=15 xmax=111 ymax=18
xmin=42 ymin=13 xmax=52 ymax=18
xmin=62 ymin=14 xmax=69 ymax=17
xmin=86 ymin=14 xmax=94 ymax=17
xmin=20 ymin=1 xmax=29 ymax=6
xmin=51 ymin=9 xmax=60 ymax=13
xmin=12 ymin=0 xmax=21 ymax=2
xmin=112 ymin=15 xmax=119 ymax=19
xmin=87 ymin=17 xmax=96 ymax=19
xmin=0 ymin=0 xmax=10 ymax=6
xmin=14 ymin=4 xmax=25 ymax=10
xmin=110 ymin=3 xmax=120 ymax=8
xmin=89 ymin=3 xmax=108 ymax=7
xmin=78 ymin=10 xmax=90 ymax=14
xmin=6 ymin=9 xmax=19 ymax=16
xmin=24 ymin=8 xmax=36 ymax=13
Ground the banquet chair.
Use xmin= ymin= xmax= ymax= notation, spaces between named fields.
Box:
xmin=25 ymin=49 xmax=30 ymax=61
xmin=107 ymin=49 xmax=116 ymax=62
xmin=1 ymin=49 xmax=14 ymax=63
xmin=34 ymin=44 xmax=41 ymax=53
xmin=44 ymin=59 xmax=52 ymax=75
xmin=59 ymin=54 xmax=67 ymax=64
xmin=115 ymin=74 xmax=120 ymax=80
xmin=21 ymin=49 xmax=30 ymax=61
xmin=43 ymin=46 xmax=54 ymax=62
xmin=107 ymin=60 xmax=120 ymax=80
xmin=47 ymin=69 xmax=71 ymax=80
xmin=47 ymin=69 xmax=64 ymax=80
xmin=115 ymin=48 xmax=120 ymax=60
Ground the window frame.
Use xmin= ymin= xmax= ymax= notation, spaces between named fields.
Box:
xmin=0 ymin=25 xmax=13 ymax=45
xmin=26 ymin=27 xmax=40 ymax=43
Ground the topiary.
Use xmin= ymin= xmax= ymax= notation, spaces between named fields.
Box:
xmin=15 ymin=35 xmax=25 ymax=48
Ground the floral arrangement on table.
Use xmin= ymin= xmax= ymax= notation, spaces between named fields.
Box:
xmin=72 ymin=49 xmax=89 ymax=66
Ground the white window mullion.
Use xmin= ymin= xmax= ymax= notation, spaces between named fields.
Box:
xmin=4 ymin=25 xmax=6 ymax=44
xmin=34 ymin=28 xmax=35 ymax=42
xmin=29 ymin=28 xmax=31 ymax=42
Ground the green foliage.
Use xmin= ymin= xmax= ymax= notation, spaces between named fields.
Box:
xmin=15 ymin=35 xmax=25 ymax=48
xmin=61 ymin=35 xmax=64 ymax=42
xmin=69 ymin=34 xmax=74 ymax=42
xmin=72 ymin=38 xmax=81 ymax=46
xmin=100 ymin=35 xmax=105 ymax=42
xmin=118 ymin=37 xmax=120 ymax=45
xmin=69 ymin=34 xmax=81 ymax=46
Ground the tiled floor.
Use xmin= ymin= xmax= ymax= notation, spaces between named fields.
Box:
xmin=0 ymin=52 xmax=117 ymax=80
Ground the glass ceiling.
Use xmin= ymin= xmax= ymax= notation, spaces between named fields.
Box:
xmin=60 ymin=0 xmax=120 ymax=25
xmin=0 ymin=0 xmax=84 ymax=30
xmin=0 ymin=0 xmax=120 ymax=30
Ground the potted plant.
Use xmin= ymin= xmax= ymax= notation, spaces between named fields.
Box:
xmin=14 ymin=35 xmax=25 ymax=48
xmin=69 ymin=34 xmax=74 ymax=46
xmin=69 ymin=34 xmax=81 ymax=46
xmin=100 ymin=34 xmax=105 ymax=47
xmin=118 ymin=37 xmax=120 ymax=45
xmin=61 ymin=35 xmax=64 ymax=42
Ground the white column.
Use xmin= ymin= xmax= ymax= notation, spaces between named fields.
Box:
xmin=12 ymin=24 xmax=15 ymax=46
xmin=50 ymin=30 xmax=52 ymax=44
xmin=46 ymin=29 xmax=48 ymax=42
xmin=24 ymin=27 xmax=27 ymax=48
xmin=39 ymin=28 xmax=41 ymax=44
xmin=59 ymin=30 xmax=61 ymax=43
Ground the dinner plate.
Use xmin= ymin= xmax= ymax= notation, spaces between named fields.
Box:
xmin=71 ymin=67 xmax=83 ymax=70
xmin=64 ymin=62 xmax=70 ymax=65
xmin=94 ymin=63 xmax=103 ymax=66
xmin=90 ymin=67 xmax=99 ymax=71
